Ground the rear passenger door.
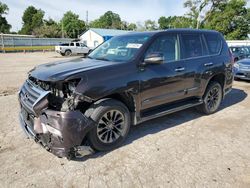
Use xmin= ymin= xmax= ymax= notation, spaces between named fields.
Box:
xmin=179 ymin=33 xmax=211 ymax=97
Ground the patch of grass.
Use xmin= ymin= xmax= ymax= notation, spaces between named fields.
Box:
xmin=2 ymin=46 xmax=54 ymax=52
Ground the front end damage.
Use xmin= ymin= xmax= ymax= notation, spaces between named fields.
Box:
xmin=18 ymin=77 xmax=95 ymax=159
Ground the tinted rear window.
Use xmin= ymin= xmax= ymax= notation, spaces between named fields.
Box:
xmin=60 ymin=43 xmax=69 ymax=46
xmin=204 ymin=33 xmax=222 ymax=55
xmin=181 ymin=34 xmax=203 ymax=59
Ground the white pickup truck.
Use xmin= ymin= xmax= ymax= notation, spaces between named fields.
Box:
xmin=55 ymin=42 xmax=91 ymax=56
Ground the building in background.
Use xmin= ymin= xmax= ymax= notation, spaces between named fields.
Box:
xmin=79 ymin=28 xmax=131 ymax=48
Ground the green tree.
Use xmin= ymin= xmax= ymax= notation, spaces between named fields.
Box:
xmin=183 ymin=0 xmax=227 ymax=28
xmin=184 ymin=0 xmax=209 ymax=28
xmin=119 ymin=21 xmax=137 ymax=31
xmin=171 ymin=16 xmax=194 ymax=28
xmin=20 ymin=6 xmax=44 ymax=35
xmin=89 ymin=11 xmax=122 ymax=29
xmin=0 ymin=2 xmax=11 ymax=33
xmin=158 ymin=16 xmax=193 ymax=29
xmin=61 ymin=11 xmax=85 ymax=38
xmin=144 ymin=19 xmax=157 ymax=30
xmin=33 ymin=18 xmax=61 ymax=38
xmin=204 ymin=0 xmax=249 ymax=39
xmin=127 ymin=23 xmax=137 ymax=31
xmin=136 ymin=21 xmax=146 ymax=31
xmin=158 ymin=16 xmax=172 ymax=29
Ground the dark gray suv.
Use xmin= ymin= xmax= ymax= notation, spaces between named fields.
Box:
xmin=18 ymin=29 xmax=234 ymax=159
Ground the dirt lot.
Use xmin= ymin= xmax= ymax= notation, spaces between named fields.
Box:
xmin=0 ymin=52 xmax=250 ymax=188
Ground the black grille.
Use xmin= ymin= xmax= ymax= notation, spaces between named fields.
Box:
xmin=19 ymin=79 xmax=50 ymax=114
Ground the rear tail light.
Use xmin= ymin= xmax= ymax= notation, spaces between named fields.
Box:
xmin=229 ymin=49 xmax=234 ymax=65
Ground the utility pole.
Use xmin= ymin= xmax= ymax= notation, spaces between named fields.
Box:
xmin=61 ymin=21 xmax=64 ymax=38
xmin=86 ymin=11 xmax=89 ymax=29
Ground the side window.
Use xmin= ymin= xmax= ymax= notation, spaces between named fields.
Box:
xmin=204 ymin=34 xmax=222 ymax=55
xmin=145 ymin=35 xmax=178 ymax=62
xmin=181 ymin=34 xmax=203 ymax=59
xmin=70 ymin=43 xmax=74 ymax=46
xmin=75 ymin=43 xmax=80 ymax=47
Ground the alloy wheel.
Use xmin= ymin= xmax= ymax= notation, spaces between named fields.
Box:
xmin=97 ymin=110 xmax=125 ymax=144
xmin=207 ymin=86 xmax=220 ymax=111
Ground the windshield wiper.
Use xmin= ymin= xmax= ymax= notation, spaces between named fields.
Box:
xmin=95 ymin=57 xmax=110 ymax=61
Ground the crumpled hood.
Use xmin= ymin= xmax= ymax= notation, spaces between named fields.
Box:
xmin=29 ymin=58 xmax=118 ymax=81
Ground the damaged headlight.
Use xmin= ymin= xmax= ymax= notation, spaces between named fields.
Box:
xmin=68 ymin=82 xmax=77 ymax=92
xmin=65 ymin=79 xmax=81 ymax=94
xmin=60 ymin=79 xmax=81 ymax=111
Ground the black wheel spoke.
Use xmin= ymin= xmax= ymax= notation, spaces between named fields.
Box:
xmin=206 ymin=85 xmax=221 ymax=111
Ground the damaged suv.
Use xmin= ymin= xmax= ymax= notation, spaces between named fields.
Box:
xmin=18 ymin=29 xmax=233 ymax=159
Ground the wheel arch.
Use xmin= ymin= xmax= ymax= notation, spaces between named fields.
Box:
xmin=97 ymin=92 xmax=136 ymax=113
xmin=204 ymin=73 xmax=225 ymax=97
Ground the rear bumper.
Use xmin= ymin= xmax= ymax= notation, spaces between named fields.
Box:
xmin=19 ymin=108 xmax=96 ymax=158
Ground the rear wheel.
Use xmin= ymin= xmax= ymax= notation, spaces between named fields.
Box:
xmin=197 ymin=81 xmax=223 ymax=114
xmin=85 ymin=99 xmax=131 ymax=151
xmin=65 ymin=50 xmax=72 ymax=56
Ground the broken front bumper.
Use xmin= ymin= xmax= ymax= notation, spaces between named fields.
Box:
xmin=18 ymin=79 xmax=95 ymax=158
xmin=19 ymin=107 xmax=95 ymax=158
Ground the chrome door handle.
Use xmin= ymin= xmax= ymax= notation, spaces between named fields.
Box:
xmin=175 ymin=67 xmax=185 ymax=72
xmin=204 ymin=62 xmax=214 ymax=67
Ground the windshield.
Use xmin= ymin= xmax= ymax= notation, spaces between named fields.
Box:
xmin=88 ymin=34 xmax=151 ymax=62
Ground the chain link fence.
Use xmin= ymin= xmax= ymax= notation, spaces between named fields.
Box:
xmin=1 ymin=34 xmax=72 ymax=52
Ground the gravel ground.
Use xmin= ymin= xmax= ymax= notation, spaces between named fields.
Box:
xmin=0 ymin=52 xmax=250 ymax=188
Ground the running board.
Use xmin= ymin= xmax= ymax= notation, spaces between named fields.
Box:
xmin=138 ymin=99 xmax=203 ymax=124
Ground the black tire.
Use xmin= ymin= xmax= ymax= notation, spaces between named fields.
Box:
xmin=84 ymin=99 xmax=131 ymax=151
xmin=197 ymin=81 xmax=223 ymax=115
xmin=65 ymin=50 xmax=72 ymax=56
xmin=234 ymin=77 xmax=240 ymax=81
xmin=88 ymin=49 xmax=93 ymax=54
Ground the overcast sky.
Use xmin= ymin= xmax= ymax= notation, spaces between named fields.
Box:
xmin=2 ymin=0 xmax=250 ymax=32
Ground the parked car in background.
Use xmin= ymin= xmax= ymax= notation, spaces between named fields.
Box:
xmin=18 ymin=29 xmax=233 ymax=159
xmin=230 ymin=46 xmax=248 ymax=62
xmin=243 ymin=46 xmax=250 ymax=58
xmin=55 ymin=42 xmax=91 ymax=56
xmin=233 ymin=58 xmax=250 ymax=80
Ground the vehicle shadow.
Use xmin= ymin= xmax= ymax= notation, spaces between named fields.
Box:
xmin=73 ymin=88 xmax=247 ymax=162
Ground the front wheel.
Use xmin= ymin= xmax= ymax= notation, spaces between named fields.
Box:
xmin=197 ymin=81 xmax=223 ymax=115
xmin=85 ymin=99 xmax=131 ymax=151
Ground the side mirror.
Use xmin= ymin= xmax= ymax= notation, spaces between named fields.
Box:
xmin=143 ymin=52 xmax=164 ymax=65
